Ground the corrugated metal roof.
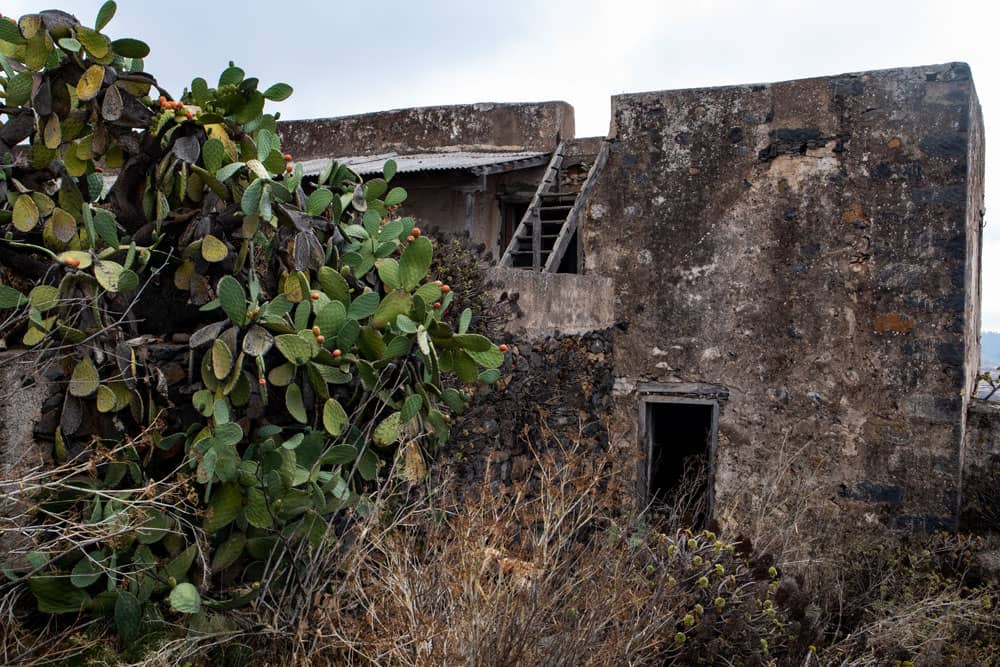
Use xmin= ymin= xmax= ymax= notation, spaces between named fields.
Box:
xmin=297 ymin=150 xmax=549 ymax=178
xmin=99 ymin=150 xmax=549 ymax=190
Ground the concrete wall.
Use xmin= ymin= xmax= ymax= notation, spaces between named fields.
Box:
xmin=278 ymin=102 xmax=574 ymax=160
xmin=962 ymin=399 xmax=1000 ymax=529
xmin=488 ymin=267 xmax=616 ymax=338
xmin=0 ymin=351 xmax=53 ymax=568
xmin=582 ymin=63 xmax=984 ymax=531
xmin=966 ymin=399 xmax=1000 ymax=475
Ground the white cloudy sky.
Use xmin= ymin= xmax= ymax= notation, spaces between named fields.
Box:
xmin=5 ymin=0 xmax=999 ymax=327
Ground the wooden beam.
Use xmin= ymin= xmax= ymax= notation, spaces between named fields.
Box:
xmin=470 ymin=154 xmax=550 ymax=176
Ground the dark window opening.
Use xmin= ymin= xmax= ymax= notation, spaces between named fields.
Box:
xmin=645 ymin=400 xmax=715 ymax=527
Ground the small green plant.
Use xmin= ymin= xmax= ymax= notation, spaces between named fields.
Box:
xmin=0 ymin=2 xmax=504 ymax=647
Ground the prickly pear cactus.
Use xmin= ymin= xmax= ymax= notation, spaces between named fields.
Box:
xmin=0 ymin=1 xmax=505 ymax=640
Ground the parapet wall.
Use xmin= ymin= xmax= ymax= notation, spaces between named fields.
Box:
xmin=278 ymin=101 xmax=574 ymax=160
xmin=488 ymin=267 xmax=615 ymax=339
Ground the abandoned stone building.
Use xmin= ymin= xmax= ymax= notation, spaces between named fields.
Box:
xmin=277 ymin=61 xmax=987 ymax=533
xmin=0 ymin=62 xmax=985 ymax=539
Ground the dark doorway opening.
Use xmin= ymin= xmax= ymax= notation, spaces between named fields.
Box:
xmin=555 ymin=228 xmax=579 ymax=274
xmin=644 ymin=399 xmax=716 ymax=527
xmin=499 ymin=199 xmax=529 ymax=255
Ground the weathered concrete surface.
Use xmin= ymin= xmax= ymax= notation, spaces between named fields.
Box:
xmin=582 ymin=63 xmax=984 ymax=532
xmin=0 ymin=351 xmax=53 ymax=568
xmin=278 ymin=102 xmax=574 ymax=160
xmin=962 ymin=399 xmax=1000 ymax=530
xmin=965 ymin=399 xmax=1000 ymax=474
xmin=488 ymin=267 xmax=615 ymax=338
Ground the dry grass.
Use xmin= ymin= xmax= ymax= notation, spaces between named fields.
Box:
xmin=243 ymin=442 xmax=794 ymax=667
xmin=3 ymin=434 xmax=999 ymax=667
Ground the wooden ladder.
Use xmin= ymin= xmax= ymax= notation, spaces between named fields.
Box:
xmin=543 ymin=140 xmax=610 ymax=272
xmin=499 ymin=143 xmax=569 ymax=271
xmin=499 ymin=139 xmax=610 ymax=272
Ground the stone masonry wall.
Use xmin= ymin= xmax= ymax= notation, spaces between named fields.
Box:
xmin=443 ymin=331 xmax=615 ymax=500
xmin=582 ymin=63 xmax=985 ymax=532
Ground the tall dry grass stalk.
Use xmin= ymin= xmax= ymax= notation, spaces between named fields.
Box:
xmin=269 ymin=438 xmax=793 ymax=667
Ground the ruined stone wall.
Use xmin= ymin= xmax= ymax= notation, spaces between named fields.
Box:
xmin=278 ymin=102 xmax=574 ymax=160
xmin=387 ymin=171 xmax=501 ymax=255
xmin=582 ymin=63 xmax=985 ymax=531
xmin=443 ymin=331 xmax=615 ymax=498
xmin=962 ymin=88 xmax=986 ymax=481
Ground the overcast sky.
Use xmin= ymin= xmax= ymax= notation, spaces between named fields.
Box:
xmin=6 ymin=0 xmax=999 ymax=327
